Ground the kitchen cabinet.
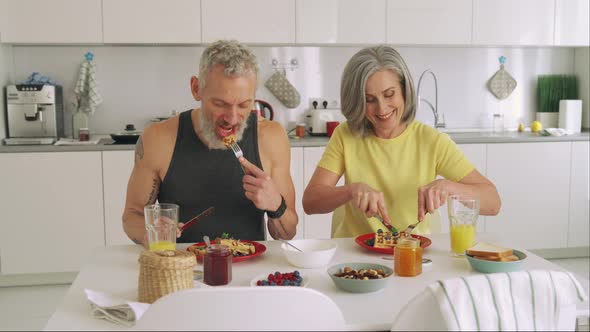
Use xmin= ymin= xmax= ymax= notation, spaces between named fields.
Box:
xmin=568 ymin=141 xmax=589 ymax=247
xmin=102 ymin=151 xmax=135 ymax=246
xmin=554 ymin=0 xmax=590 ymax=46
xmin=387 ymin=0 xmax=472 ymax=45
xmin=102 ymin=0 xmax=201 ymax=44
xmin=486 ymin=142 xmax=571 ymax=250
xmin=472 ymin=0 xmax=555 ymax=46
xmin=0 ymin=152 xmax=104 ymax=274
xmin=296 ymin=0 xmax=386 ymax=44
xmin=201 ymin=0 xmax=295 ymax=44
xmin=302 ymin=147 xmax=345 ymax=239
xmin=0 ymin=0 xmax=102 ymax=44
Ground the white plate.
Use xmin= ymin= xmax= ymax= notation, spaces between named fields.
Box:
xmin=250 ymin=272 xmax=309 ymax=287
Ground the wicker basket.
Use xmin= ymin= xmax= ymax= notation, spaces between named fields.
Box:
xmin=138 ymin=250 xmax=196 ymax=304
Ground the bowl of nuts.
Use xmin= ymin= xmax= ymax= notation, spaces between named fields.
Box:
xmin=327 ymin=262 xmax=393 ymax=293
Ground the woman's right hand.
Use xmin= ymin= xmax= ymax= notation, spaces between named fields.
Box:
xmin=349 ymin=182 xmax=392 ymax=227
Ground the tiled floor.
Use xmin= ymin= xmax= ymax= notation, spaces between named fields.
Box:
xmin=0 ymin=258 xmax=588 ymax=331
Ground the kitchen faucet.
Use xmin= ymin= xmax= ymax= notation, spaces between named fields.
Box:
xmin=417 ymin=69 xmax=445 ymax=129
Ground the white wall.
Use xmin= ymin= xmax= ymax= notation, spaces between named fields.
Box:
xmin=6 ymin=45 xmax=576 ymax=137
xmin=575 ymin=47 xmax=590 ymax=129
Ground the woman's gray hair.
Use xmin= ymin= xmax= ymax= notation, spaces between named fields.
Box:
xmin=199 ymin=40 xmax=259 ymax=88
xmin=340 ymin=46 xmax=416 ymax=137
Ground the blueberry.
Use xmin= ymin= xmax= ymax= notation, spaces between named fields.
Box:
xmin=293 ymin=271 xmax=300 ymax=277
xmin=261 ymin=280 xmax=268 ymax=286
xmin=275 ymin=272 xmax=281 ymax=277
xmin=270 ymin=281 xmax=277 ymax=286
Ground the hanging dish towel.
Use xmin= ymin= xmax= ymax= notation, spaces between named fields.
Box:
xmin=264 ymin=71 xmax=301 ymax=108
xmin=488 ymin=56 xmax=517 ymax=100
xmin=428 ymin=270 xmax=588 ymax=331
xmin=73 ymin=52 xmax=103 ymax=115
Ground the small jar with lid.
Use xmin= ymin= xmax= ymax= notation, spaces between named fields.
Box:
xmin=203 ymin=244 xmax=232 ymax=286
xmin=78 ymin=128 xmax=90 ymax=141
xmin=394 ymin=237 xmax=422 ymax=277
xmin=295 ymin=123 xmax=306 ymax=138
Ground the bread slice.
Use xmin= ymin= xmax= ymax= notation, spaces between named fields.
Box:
xmin=466 ymin=242 xmax=513 ymax=258
xmin=472 ymin=254 xmax=519 ymax=262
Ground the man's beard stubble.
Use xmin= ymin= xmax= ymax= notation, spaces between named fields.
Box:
xmin=197 ymin=109 xmax=249 ymax=150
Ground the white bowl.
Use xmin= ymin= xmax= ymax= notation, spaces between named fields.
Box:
xmin=280 ymin=239 xmax=337 ymax=269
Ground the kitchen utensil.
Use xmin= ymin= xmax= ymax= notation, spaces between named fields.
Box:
xmin=282 ymin=240 xmax=304 ymax=252
xmin=203 ymin=235 xmax=211 ymax=249
xmin=228 ymin=141 xmax=247 ymax=174
xmin=401 ymin=219 xmax=422 ymax=237
xmin=179 ymin=207 xmax=215 ymax=232
xmin=110 ymin=124 xmax=141 ymax=144
xmin=253 ymin=100 xmax=274 ymax=120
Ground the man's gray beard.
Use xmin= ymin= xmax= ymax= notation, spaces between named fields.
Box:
xmin=197 ymin=109 xmax=249 ymax=150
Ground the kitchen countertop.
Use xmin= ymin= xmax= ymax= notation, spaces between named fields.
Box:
xmin=1 ymin=130 xmax=588 ymax=153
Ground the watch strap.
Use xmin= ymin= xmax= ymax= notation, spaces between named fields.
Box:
xmin=266 ymin=195 xmax=286 ymax=219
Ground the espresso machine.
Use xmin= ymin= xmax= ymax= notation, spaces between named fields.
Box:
xmin=3 ymin=84 xmax=64 ymax=145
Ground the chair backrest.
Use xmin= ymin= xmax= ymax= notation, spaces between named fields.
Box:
xmin=133 ymin=286 xmax=346 ymax=331
xmin=391 ymin=270 xmax=588 ymax=331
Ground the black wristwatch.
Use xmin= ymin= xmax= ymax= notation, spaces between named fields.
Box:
xmin=266 ymin=195 xmax=287 ymax=219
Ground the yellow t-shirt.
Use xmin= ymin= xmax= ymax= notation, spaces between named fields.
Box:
xmin=317 ymin=121 xmax=475 ymax=238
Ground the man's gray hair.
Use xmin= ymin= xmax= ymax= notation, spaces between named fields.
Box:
xmin=199 ymin=40 xmax=259 ymax=88
xmin=340 ymin=45 xmax=416 ymax=137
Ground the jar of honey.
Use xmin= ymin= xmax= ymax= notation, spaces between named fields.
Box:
xmin=394 ymin=237 xmax=422 ymax=277
xmin=203 ymin=244 xmax=232 ymax=286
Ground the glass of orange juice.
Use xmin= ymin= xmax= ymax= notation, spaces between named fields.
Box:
xmin=144 ymin=203 xmax=179 ymax=251
xmin=448 ymin=195 xmax=479 ymax=256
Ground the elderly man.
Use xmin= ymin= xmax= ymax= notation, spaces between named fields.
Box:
xmin=123 ymin=40 xmax=298 ymax=246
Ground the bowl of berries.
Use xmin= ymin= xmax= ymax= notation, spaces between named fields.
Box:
xmin=327 ymin=263 xmax=392 ymax=293
xmin=250 ymin=270 xmax=309 ymax=287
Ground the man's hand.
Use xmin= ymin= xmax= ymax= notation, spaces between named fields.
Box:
xmin=349 ymin=182 xmax=391 ymax=227
xmin=239 ymin=157 xmax=282 ymax=211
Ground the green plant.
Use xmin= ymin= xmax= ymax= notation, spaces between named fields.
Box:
xmin=537 ymin=75 xmax=579 ymax=113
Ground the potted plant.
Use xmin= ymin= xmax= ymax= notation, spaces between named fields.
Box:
xmin=536 ymin=75 xmax=578 ymax=128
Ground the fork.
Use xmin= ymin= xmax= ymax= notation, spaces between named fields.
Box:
xmin=229 ymin=141 xmax=247 ymax=174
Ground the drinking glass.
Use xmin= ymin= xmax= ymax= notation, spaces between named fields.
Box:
xmin=144 ymin=203 xmax=179 ymax=251
xmin=448 ymin=195 xmax=479 ymax=256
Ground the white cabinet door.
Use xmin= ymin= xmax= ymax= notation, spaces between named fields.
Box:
xmin=0 ymin=0 xmax=102 ymax=44
xmin=202 ymin=0 xmax=295 ymax=44
xmin=302 ymin=147 xmax=344 ymax=239
xmin=103 ymin=0 xmax=201 ymax=44
xmin=438 ymin=144 xmax=488 ymax=235
xmin=486 ymin=142 xmax=571 ymax=250
xmin=102 ymin=151 xmax=136 ymax=246
xmin=296 ymin=0 xmax=386 ymax=44
xmin=568 ymin=141 xmax=589 ymax=247
xmin=0 ymin=152 xmax=104 ymax=274
xmin=473 ymin=0 xmax=555 ymax=46
xmin=387 ymin=0 xmax=472 ymax=45
xmin=554 ymin=0 xmax=590 ymax=46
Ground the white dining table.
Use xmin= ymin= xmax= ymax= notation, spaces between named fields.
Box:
xmin=44 ymin=233 xmax=574 ymax=331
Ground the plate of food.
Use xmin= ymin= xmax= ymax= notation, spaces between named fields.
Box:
xmin=187 ymin=237 xmax=266 ymax=263
xmin=355 ymin=230 xmax=432 ymax=254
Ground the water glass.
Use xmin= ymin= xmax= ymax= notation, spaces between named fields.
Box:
xmin=448 ymin=195 xmax=479 ymax=256
xmin=144 ymin=203 xmax=179 ymax=251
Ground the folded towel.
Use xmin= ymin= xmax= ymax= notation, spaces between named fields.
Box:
xmin=85 ymin=289 xmax=149 ymax=327
xmin=539 ymin=128 xmax=569 ymax=136
xmin=73 ymin=58 xmax=103 ymax=115
xmin=428 ymin=270 xmax=588 ymax=331
xmin=54 ymin=138 xmax=100 ymax=146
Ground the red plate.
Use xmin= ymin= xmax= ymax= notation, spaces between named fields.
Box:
xmin=354 ymin=233 xmax=432 ymax=254
xmin=186 ymin=240 xmax=266 ymax=263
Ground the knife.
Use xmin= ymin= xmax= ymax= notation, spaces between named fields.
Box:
xmin=179 ymin=207 xmax=215 ymax=232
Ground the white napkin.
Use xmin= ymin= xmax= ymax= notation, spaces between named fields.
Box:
xmin=540 ymin=128 xmax=570 ymax=136
xmin=54 ymin=138 xmax=100 ymax=145
xmin=428 ymin=270 xmax=588 ymax=331
xmin=73 ymin=60 xmax=103 ymax=115
xmin=85 ymin=289 xmax=149 ymax=327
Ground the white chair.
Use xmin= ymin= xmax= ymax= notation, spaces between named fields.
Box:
xmin=133 ymin=286 xmax=346 ymax=331
xmin=391 ymin=270 xmax=589 ymax=331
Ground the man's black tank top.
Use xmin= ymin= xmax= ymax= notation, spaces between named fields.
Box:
xmin=158 ymin=110 xmax=265 ymax=241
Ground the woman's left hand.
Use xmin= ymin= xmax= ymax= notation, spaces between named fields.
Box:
xmin=417 ymin=179 xmax=454 ymax=221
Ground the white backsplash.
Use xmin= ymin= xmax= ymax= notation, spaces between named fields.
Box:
xmin=2 ymin=45 xmax=578 ymax=137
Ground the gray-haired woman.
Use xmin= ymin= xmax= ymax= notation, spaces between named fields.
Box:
xmin=302 ymin=45 xmax=500 ymax=238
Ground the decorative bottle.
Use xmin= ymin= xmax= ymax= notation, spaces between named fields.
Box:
xmin=72 ymin=109 xmax=89 ymax=139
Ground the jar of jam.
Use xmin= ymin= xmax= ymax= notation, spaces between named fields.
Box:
xmin=295 ymin=123 xmax=306 ymax=138
xmin=79 ymin=128 xmax=90 ymax=142
xmin=394 ymin=237 xmax=422 ymax=277
xmin=203 ymin=244 xmax=232 ymax=286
